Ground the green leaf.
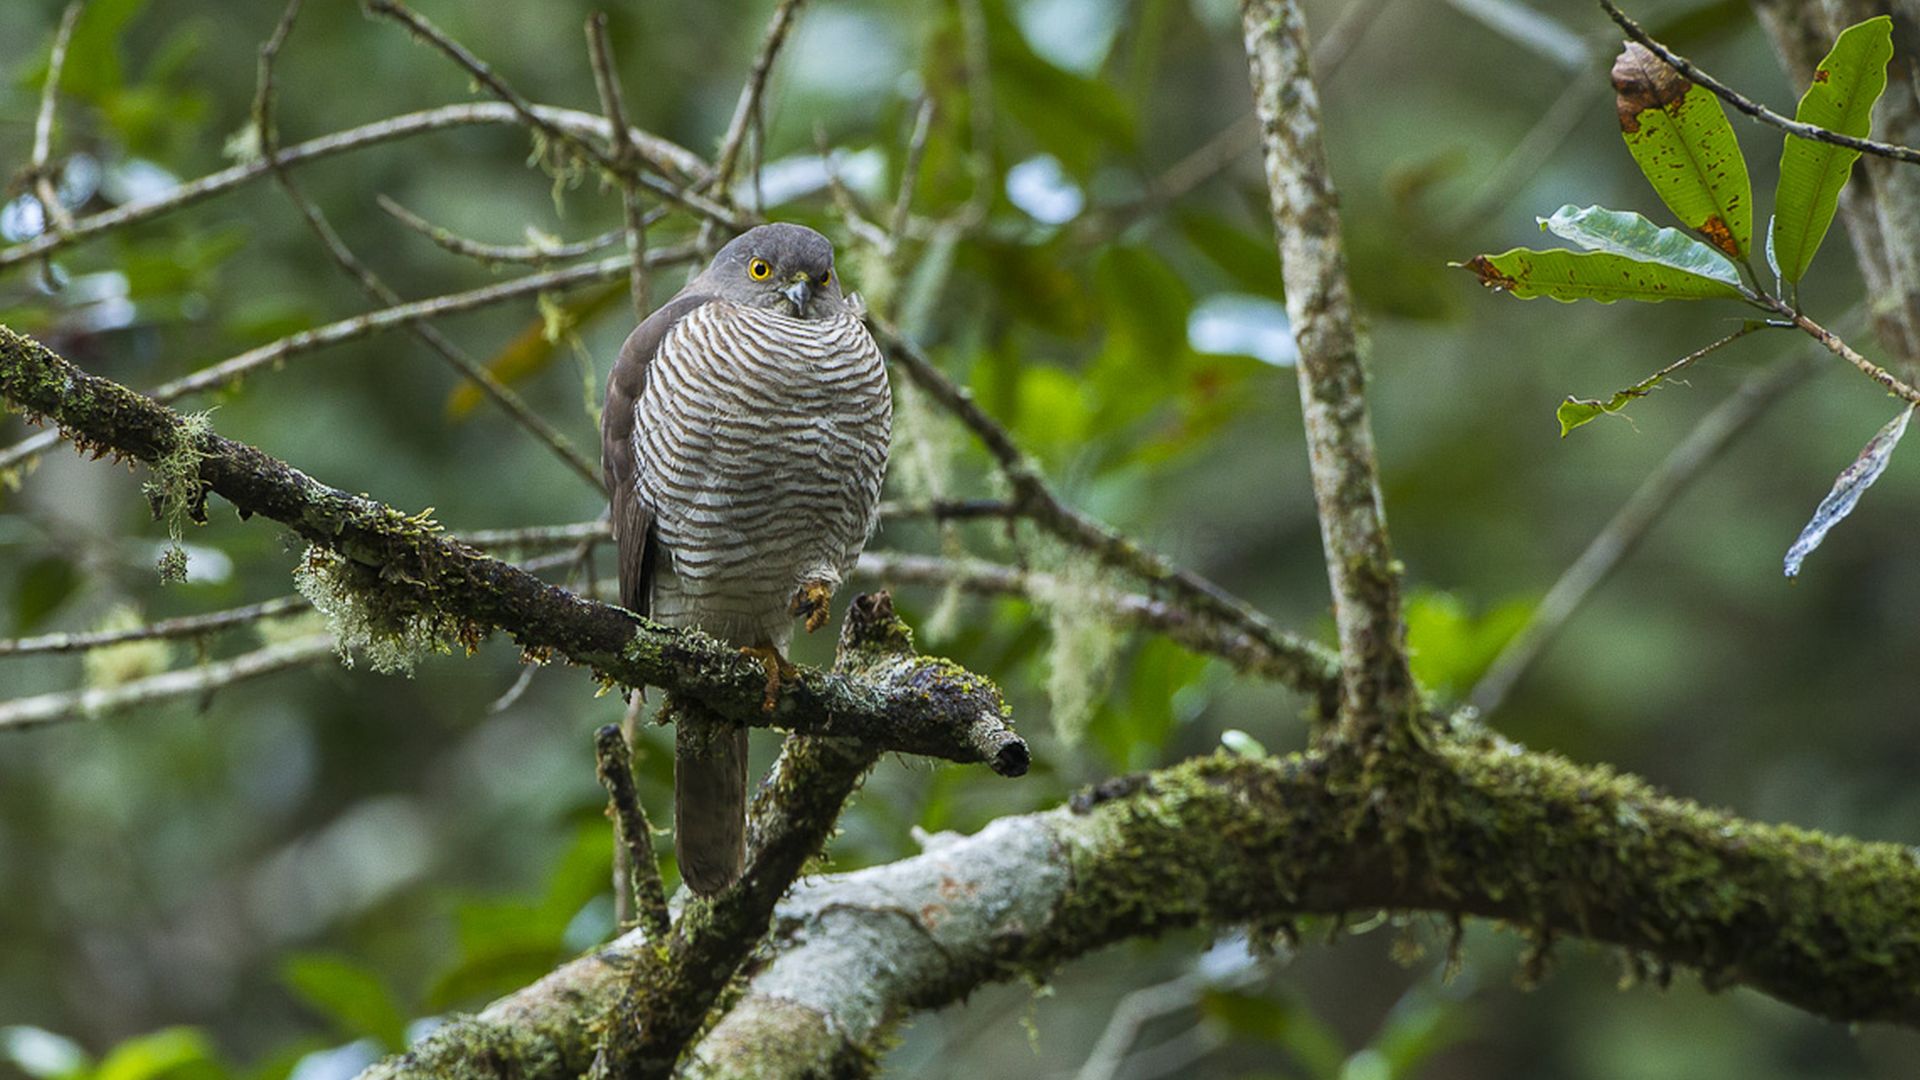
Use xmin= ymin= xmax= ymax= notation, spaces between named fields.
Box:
xmin=1772 ymin=16 xmax=1893 ymax=283
xmin=1537 ymin=205 xmax=1741 ymax=287
xmin=445 ymin=283 xmax=624 ymax=419
xmin=981 ymin=0 xmax=1133 ymax=175
xmin=93 ymin=1028 xmax=225 ymax=1080
xmin=1405 ymin=591 xmax=1532 ymax=696
xmin=51 ymin=0 xmax=151 ymax=103
xmin=14 ymin=556 xmax=80 ymax=632
xmin=280 ymin=954 xmax=409 ymax=1052
xmin=1455 ymin=248 xmax=1746 ymax=303
xmin=1557 ymin=323 xmax=1763 ymax=435
xmin=1199 ymin=991 xmax=1346 ymax=1080
xmin=1611 ymin=43 xmax=1754 ymax=259
xmin=1179 ymin=211 xmax=1284 ymax=300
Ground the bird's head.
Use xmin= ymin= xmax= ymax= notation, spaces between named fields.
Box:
xmin=704 ymin=222 xmax=845 ymax=319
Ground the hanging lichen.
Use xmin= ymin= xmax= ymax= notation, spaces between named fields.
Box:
xmin=1028 ymin=535 xmax=1125 ymax=747
xmin=291 ymin=546 xmax=458 ymax=676
xmin=888 ymin=375 xmax=967 ymax=643
xmin=142 ymin=410 xmax=212 ymax=583
xmin=82 ymin=605 xmax=172 ymax=690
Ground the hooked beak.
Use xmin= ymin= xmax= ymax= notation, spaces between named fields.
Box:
xmin=783 ymin=274 xmax=814 ymax=316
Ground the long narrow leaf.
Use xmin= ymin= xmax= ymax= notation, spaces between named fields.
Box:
xmin=1784 ymin=405 xmax=1913 ymax=577
xmin=1539 ymin=204 xmax=1742 ymax=287
xmin=1612 ymin=42 xmax=1754 ymax=260
xmin=1457 ymin=248 xmax=1746 ymax=303
xmin=1772 ymin=16 xmax=1893 ymax=283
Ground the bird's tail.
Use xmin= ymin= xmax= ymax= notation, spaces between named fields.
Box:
xmin=674 ymin=722 xmax=748 ymax=895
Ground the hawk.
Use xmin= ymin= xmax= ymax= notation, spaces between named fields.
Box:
xmin=601 ymin=223 xmax=892 ymax=895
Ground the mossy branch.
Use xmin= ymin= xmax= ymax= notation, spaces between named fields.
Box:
xmin=0 ymin=324 xmax=1025 ymax=774
xmin=356 ymin=732 xmax=1920 ymax=1080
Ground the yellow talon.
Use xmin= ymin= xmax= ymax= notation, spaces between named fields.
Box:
xmin=739 ymin=644 xmax=796 ymax=712
xmin=790 ymin=580 xmax=834 ymax=634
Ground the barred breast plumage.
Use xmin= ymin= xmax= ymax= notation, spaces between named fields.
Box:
xmin=635 ymin=301 xmax=891 ymax=649
xmin=600 ymin=222 xmax=888 ymax=896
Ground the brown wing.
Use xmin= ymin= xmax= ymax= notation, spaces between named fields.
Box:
xmin=602 ymin=291 xmax=713 ymax=615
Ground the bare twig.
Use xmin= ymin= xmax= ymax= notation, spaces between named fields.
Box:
xmin=1074 ymin=952 xmax=1264 ymax=1080
xmin=1244 ymin=0 xmax=1418 ymax=739
xmin=875 ymin=325 xmax=1340 ymax=713
xmin=365 ymin=0 xmax=746 ymax=231
xmin=1452 ymin=70 xmax=1606 ymax=232
xmin=460 ymin=519 xmax=611 ymax=550
xmin=377 ymin=195 xmax=627 ymax=265
xmin=0 ymin=102 xmax=706 ymax=271
xmin=0 ymin=596 xmax=311 ymax=658
xmin=856 ymin=550 xmax=1338 ymax=691
xmin=0 ymin=244 xmax=697 ymax=477
xmin=586 ymin=13 xmax=653 ymax=321
xmin=889 ymin=97 xmax=937 ymax=248
xmin=0 ymin=634 xmax=337 ymax=732
xmin=595 ymin=723 xmax=671 ymax=939
xmin=876 ymin=497 xmax=1018 ymax=523
xmin=1600 ymin=0 xmax=1920 ymax=167
xmin=1469 ymin=353 xmax=1815 ymax=715
xmin=954 ymin=0 xmax=996 ymax=227
xmin=712 ymin=0 xmax=809 ymax=195
xmin=255 ymin=0 xmax=603 ymax=488
xmin=29 ymin=2 xmax=86 ymax=236
xmin=1309 ymin=0 xmax=1397 ymax=80
xmin=1075 ymin=0 xmax=1399 ymax=243
xmin=1764 ymin=297 xmax=1920 ymax=405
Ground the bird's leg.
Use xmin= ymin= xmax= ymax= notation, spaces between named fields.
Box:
xmin=738 ymin=643 xmax=797 ymax=712
xmin=790 ymin=579 xmax=835 ymax=634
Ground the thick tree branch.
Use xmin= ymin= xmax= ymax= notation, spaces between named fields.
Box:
xmin=0 ymin=326 xmax=1024 ymax=773
xmin=1241 ymin=0 xmax=1417 ymax=740
xmin=354 ymin=735 xmax=1920 ymax=1079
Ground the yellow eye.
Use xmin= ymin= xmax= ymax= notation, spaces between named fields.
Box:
xmin=820 ymin=269 xmax=833 ymax=285
xmin=747 ymin=258 xmax=771 ymax=280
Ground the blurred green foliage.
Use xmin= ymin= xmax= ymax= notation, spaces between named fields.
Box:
xmin=2 ymin=0 xmax=1918 ymax=1078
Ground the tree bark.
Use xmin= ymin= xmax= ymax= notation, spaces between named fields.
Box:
xmin=1753 ymin=0 xmax=1920 ymax=364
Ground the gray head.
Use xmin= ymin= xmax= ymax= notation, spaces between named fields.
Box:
xmin=699 ymin=222 xmax=846 ymax=319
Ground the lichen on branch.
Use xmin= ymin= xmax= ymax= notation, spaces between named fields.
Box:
xmin=0 ymin=323 xmax=1024 ymax=772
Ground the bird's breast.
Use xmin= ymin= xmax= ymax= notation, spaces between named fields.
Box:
xmin=633 ymin=301 xmax=891 ymax=621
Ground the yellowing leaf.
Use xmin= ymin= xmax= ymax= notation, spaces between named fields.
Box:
xmin=1612 ymin=42 xmax=1754 ymax=260
xmin=445 ymin=282 xmax=624 ymax=419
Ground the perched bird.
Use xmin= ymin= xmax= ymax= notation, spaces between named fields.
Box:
xmin=601 ymin=223 xmax=892 ymax=895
